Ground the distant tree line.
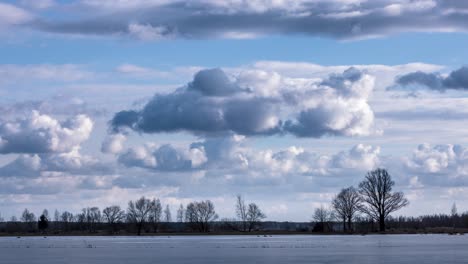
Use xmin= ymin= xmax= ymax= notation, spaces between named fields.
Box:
xmin=0 ymin=195 xmax=266 ymax=235
xmin=0 ymin=168 xmax=467 ymax=235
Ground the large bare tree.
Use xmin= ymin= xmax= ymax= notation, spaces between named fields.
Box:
xmin=332 ymin=186 xmax=362 ymax=232
xmin=185 ymin=200 xmax=218 ymax=232
xmin=246 ymin=203 xmax=266 ymax=232
xmin=127 ymin=196 xmax=155 ymax=235
xmin=358 ymin=168 xmax=409 ymax=232
xmin=103 ymin=205 xmax=125 ymax=233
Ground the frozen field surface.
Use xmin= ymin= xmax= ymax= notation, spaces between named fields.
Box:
xmin=1 ymin=234 xmax=468 ymax=264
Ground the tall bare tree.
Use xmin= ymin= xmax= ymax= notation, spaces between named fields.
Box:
xmin=149 ymin=199 xmax=162 ymax=232
xmin=235 ymin=195 xmax=248 ymax=231
xmin=332 ymin=186 xmax=362 ymax=232
xmin=246 ymin=203 xmax=266 ymax=232
xmin=127 ymin=196 xmax=155 ymax=235
xmin=358 ymin=168 xmax=409 ymax=232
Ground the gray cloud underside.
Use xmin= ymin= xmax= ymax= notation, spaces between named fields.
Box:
xmin=28 ymin=0 xmax=468 ymax=40
xmin=393 ymin=66 xmax=468 ymax=91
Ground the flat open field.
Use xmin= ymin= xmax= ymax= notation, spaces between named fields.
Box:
xmin=1 ymin=234 xmax=468 ymax=264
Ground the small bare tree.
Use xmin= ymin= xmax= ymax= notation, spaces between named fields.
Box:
xmin=332 ymin=186 xmax=362 ymax=232
xmin=451 ymin=202 xmax=458 ymax=217
xmin=246 ymin=203 xmax=266 ymax=232
xmin=127 ymin=196 xmax=155 ymax=235
xmin=54 ymin=209 xmax=60 ymax=222
xmin=359 ymin=168 xmax=409 ymax=232
xmin=313 ymin=205 xmax=332 ymax=232
xmin=41 ymin=209 xmax=49 ymax=220
xmin=176 ymin=204 xmax=185 ymax=222
xmin=164 ymin=205 xmax=172 ymax=222
xmin=21 ymin=208 xmax=36 ymax=231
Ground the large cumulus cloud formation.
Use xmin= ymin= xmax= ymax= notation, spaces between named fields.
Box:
xmin=0 ymin=110 xmax=93 ymax=154
xmin=0 ymin=109 xmax=114 ymax=181
xmin=111 ymin=67 xmax=375 ymax=137
xmin=401 ymin=143 xmax=468 ymax=187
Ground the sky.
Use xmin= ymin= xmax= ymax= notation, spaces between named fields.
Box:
xmin=1 ymin=0 xmax=468 ymax=221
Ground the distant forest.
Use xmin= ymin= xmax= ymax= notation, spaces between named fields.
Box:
xmin=1 ymin=169 xmax=467 ymax=236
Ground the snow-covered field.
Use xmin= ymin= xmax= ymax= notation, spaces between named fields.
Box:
xmin=1 ymin=234 xmax=467 ymax=263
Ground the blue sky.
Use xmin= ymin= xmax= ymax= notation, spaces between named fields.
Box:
xmin=1 ymin=0 xmax=468 ymax=221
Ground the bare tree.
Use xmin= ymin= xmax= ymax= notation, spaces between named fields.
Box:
xmin=42 ymin=209 xmax=49 ymax=220
xmin=235 ymin=195 xmax=248 ymax=231
xmin=54 ymin=209 xmax=60 ymax=222
xmin=332 ymin=186 xmax=362 ymax=232
xmin=197 ymin=200 xmax=218 ymax=232
xmin=451 ymin=202 xmax=458 ymax=217
xmin=176 ymin=204 xmax=185 ymax=222
xmin=246 ymin=203 xmax=266 ymax=232
xmin=185 ymin=202 xmax=197 ymax=224
xmin=103 ymin=205 xmax=125 ymax=233
xmin=451 ymin=202 xmax=458 ymax=228
xmin=127 ymin=196 xmax=155 ymax=235
xmin=21 ymin=209 xmax=36 ymax=223
xmin=21 ymin=209 xmax=36 ymax=231
xmin=61 ymin=211 xmax=73 ymax=231
xmin=149 ymin=199 xmax=162 ymax=232
xmin=79 ymin=207 xmax=101 ymax=232
xmin=185 ymin=200 xmax=218 ymax=232
xmin=164 ymin=205 xmax=172 ymax=222
xmin=0 ymin=212 xmax=4 ymax=222
xmin=61 ymin=211 xmax=74 ymax=222
xmin=358 ymin=168 xmax=409 ymax=232
xmin=313 ymin=205 xmax=333 ymax=232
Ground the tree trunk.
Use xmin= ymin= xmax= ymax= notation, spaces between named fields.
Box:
xmin=379 ymin=215 xmax=385 ymax=232
xmin=137 ymin=222 xmax=143 ymax=236
xmin=342 ymin=218 xmax=346 ymax=233
xmin=347 ymin=217 xmax=352 ymax=232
